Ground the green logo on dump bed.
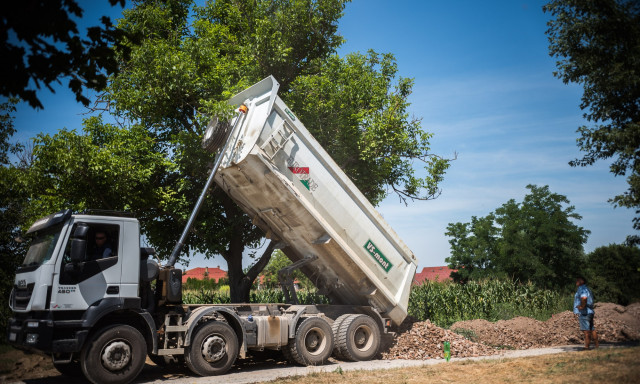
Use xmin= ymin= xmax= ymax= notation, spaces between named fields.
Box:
xmin=285 ymin=108 xmax=296 ymax=121
xmin=364 ymin=240 xmax=392 ymax=272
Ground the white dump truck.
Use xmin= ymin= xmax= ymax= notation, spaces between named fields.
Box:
xmin=8 ymin=76 xmax=418 ymax=384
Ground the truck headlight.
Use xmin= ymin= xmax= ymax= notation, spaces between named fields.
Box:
xmin=26 ymin=333 xmax=38 ymax=344
xmin=27 ymin=321 xmax=39 ymax=328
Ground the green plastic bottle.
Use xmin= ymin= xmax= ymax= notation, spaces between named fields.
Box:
xmin=443 ymin=341 xmax=451 ymax=361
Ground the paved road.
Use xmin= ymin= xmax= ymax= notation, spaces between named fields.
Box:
xmin=146 ymin=345 xmax=584 ymax=384
xmin=11 ymin=344 xmax=598 ymax=384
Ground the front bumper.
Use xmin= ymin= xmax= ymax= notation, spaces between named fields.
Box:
xmin=8 ymin=316 xmax=88 ymax=354
xmin=8 ymin=317 xmax=54 ymax=353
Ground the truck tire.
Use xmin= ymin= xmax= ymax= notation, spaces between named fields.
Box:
xmin=185 ymin=321 xmax=238 ymax=376
xmin=202 ymin=117 xmax=231 ymax=153
xmin=53 ymin=360 xmax=82 ymax=377
xmin=285 ymin=317 xmax=334 ymax=366
xmin=80 ymin=324 xmax=147 ymax=384
xmin=335 ymin=314 xmax=380 ymax=361
xmin=331 ymin=314 xmax=352 ymax=360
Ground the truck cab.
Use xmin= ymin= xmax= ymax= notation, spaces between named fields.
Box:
xmin=8 ymin=210 xmax=158 ymax=372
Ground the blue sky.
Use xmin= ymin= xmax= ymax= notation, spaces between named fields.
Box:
xmin=8 ymin=0 xmax=635 ymax=270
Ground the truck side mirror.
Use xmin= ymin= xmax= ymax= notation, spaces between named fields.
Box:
xmin=73 ymin=224 xmax=89 ymax=238
xmin=70 ymin=239 xmax=87 ymax=263
xmin=70 ymin=224 xmax=89 ymax=263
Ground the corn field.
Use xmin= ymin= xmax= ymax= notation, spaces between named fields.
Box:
xmin=182 ymin=288 xmax=330 ymax=305
xmin=409 ymin=279 xmax=572 ymax=328
xmin=183 ymin=278 xmax=571 ymax=329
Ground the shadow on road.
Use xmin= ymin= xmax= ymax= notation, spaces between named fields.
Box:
xmin=20 ymin=350 xmax=299 ymax=383
xmin=19 ymin=342 xmax=639 ymax=384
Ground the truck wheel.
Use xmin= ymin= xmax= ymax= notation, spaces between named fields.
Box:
xmin=285 ymin=317 xmax=334 ymax=366
xmin=331 ymin=314 xmax=352 ymax=360
xmin=80 ymin=324 xmax=147 ymax=384
xmin=335 ymin=314 xmax=380 ymax=361
xmin=185 ymin=321 xmax=238 ymax=376
xmin=53 ymin=360 xmax=83 ymax=377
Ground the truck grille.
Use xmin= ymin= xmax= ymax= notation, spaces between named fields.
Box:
xmin=12 ymin=283 xmax=34 ymax=310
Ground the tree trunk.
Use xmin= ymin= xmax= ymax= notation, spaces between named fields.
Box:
xmin=220 ymin=194 xmax=276 ymax=303
xmin=226 ymin=240 xmax=275 ymax=303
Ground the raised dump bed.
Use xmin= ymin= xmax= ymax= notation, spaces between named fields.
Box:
xmin=205 ymin=76 xmax=418 ymax=325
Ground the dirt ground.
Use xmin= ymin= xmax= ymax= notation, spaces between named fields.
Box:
xmin=382 ymin=302 xmax=640 ymax=360
xmin=2 ymin=302 xmax=639 ymax=383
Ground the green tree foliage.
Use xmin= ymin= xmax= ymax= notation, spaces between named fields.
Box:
xmin=25 ymin=117 xmax=178 ymax=237
xmin=544 ymin=0 xmax=640 ymax=239
xmin=444 ymin=214 xmax=501 ymax=282
xmin=1 ymin=0 xmax=129 ymax=108
xmin=0 ymin=100 xmax=28 ymax=341
xmin=584 ymin=244 xmax=640 ymax=305
xmin=287 ymin=51 xmax=450 ymax=204
xmin=258 ymin=250 xmax=313 ymax=289
xmin=446 ymin=185 xmax=589 ymax=291
xmin=107 ymin=0 xmax=348 ymax=135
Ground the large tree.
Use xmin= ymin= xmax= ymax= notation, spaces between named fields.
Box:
xmin=1 ymin=0 xmax=129 ymax=108
xmin=544 ymin=0 xmax=640 ymax=240
xmin=444 ymin=214 xmax=501 ymax=282
xmin=446 ymin=185 xmax=589 ymax=290
xmin=105 ymin=0 xmax=351 ymax=302
xmin=23 ymin=0 xmax=450 ymax=302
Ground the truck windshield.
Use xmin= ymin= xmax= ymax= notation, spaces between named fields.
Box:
xmin=20 ymin=228 xmax=62 ymax=269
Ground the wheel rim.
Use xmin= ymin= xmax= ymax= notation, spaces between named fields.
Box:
xmin=304 ymin=327 xmax=327 ymax=356
xmin=101 ymin=340 xmax=131 ymax=371
xmin=353 ymin=324 xmax=374 ymax=352
xmin=201 ymin=335 xmax=227 ymax=363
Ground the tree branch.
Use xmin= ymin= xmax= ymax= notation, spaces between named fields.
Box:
xmin=245 ymin=240 xmax=276 ymax=282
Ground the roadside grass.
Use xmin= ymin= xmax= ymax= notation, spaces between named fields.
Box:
xmin=266 ymin=347 xmax=640 ymax=384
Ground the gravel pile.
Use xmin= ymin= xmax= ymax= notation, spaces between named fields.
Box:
xmin=381 ymin=302 xmax=640 ymax=360
xmin=381 ymin=319 xmax=500 ymax=360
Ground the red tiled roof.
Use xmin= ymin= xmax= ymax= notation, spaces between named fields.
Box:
xmin=182 ymin=267 xmax=227 ymax=283
xmin=413 ymin=266 xmax=456 ymax=284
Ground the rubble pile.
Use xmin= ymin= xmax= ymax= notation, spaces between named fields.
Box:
xmin=381 ymin=302 xmax=640 ymax=360
xmin=381 ymin=319 xmax=500 ymax=360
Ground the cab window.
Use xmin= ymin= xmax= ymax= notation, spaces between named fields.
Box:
xmin=60 ymin=223 xmax=120 ymax=284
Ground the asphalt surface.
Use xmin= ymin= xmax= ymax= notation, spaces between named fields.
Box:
xmin=11 ymin=344 xmax=601 ymax=384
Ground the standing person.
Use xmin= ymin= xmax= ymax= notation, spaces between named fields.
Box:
xmin=93 ymin=230 xmax=113 ymax=259
xmin=574 ymin=276 xmax=598 ymax=350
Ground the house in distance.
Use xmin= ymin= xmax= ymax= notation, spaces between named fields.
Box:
xmin=413 ymin=266 xmax=456 ymax=284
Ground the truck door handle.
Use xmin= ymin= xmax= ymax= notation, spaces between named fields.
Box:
xmin=106 ymin=286 xmax=119 ymax=294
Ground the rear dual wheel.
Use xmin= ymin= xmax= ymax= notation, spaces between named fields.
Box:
xmin=331 ymin=314 xmax=352 ymax=360
xmin=334 ymin=314 xmax=380 ymax=361
xmin=284 ymin=317 xmax=334 ymax=366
